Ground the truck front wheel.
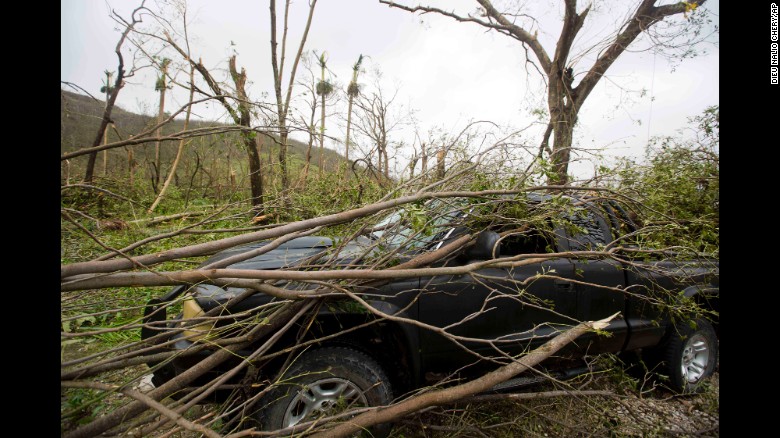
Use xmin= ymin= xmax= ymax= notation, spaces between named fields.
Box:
xmin=256 ymin=346 xmax=393 ymax=436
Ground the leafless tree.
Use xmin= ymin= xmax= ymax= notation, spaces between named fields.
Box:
xmin=269 ymin=0 xmax=319 ymax=191
xmin=150 ymin=57 xmax=171 ymax=192
xmin=380 ymin=0 xmax=715 ymax=184
xmin=294 ymin=53 xmax=320 ymax=186
xmin=352 ymin=72 xmax=411 ymax=180
xmin=83 ymin=2 xmax=148 ymax=183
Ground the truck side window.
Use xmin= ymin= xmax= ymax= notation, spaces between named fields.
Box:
xmin=564 ymin=208 xmax=608 ymax=251
xmin=498 ymin=225 xmax=555 ymax=256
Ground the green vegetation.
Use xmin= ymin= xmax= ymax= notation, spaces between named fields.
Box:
xmin=613 ymin=105 xmax=719 ymax=253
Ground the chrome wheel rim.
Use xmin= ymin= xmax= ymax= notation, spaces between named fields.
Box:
xmin=283 ymin=378 xmax=367 ymax=428
xmin=680 ymin=333 xmax=710 ymax=384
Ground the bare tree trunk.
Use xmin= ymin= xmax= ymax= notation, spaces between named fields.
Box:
xmin=247 ymin=135 xmax=265 ymax=207
xmin=318 ymin=92 xmax=326 ymax=177
xmin=148 ymin=65 xmax=195 ymax=213
xmin=84 ymin=150 xmax=99 ymax=183
xmin=345 ymin=97 xmax=354 ymax=163
xmin=279 ymin=128 xmax=289 ymax=189
xmin=408 ymin=155 xmax=417 ymax=179
xmin=344 ymin=55 xmax=364 ymax=164
xmin=127 ymin=147 xmax=135 ymax=186
xmin=101 ymin=125 xmax=109 ymax=177
xmin=383 ymin=144 xmax=389 ymax=179
xmin=153 ymin=61 xmax=169 ymax=192
xmin=549 ymin=109 xmax=575 ymax=185
xmin=436 ymin=146 xmax=445 ymax=180
xmin=377 ymin=144 xmax=382 ymax=180
xmin=302 ymin=97 xmax=317 ymax=185
xmin=421 ymin=142 xmax=428 ymax=175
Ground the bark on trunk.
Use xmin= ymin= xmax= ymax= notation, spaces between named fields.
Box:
xmin=153 ymin=66 xmax=168 ymax=192
xmin=279 ymin=128 xmax=289 ymax=190
xmin=436 ymin=146 xmax=445 ymax=180
xmin=229 ymin=56 xmax=264 ymax=210
xmin=319 ymin=93 xmax=326 ymax=176
xmin=548 ymin=108 xmax=576 ymax=185
xmin=345 ymin=97 xmax=354 ymax=162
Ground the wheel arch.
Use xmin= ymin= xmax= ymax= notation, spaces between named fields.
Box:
xmin=299 ymin=300 xmax=421 ymax=395
xmin=682 ymin=285 xmax=719 ymax=338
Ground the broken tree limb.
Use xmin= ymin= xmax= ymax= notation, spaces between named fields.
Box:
xmin=128 ymin=211 xmax=208 ymax=226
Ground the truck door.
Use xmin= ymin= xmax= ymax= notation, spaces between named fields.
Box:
xmin=417 ymin=224 xmax=579 ymax=373
xmin=559 ymin=204 xmax=628 ymax=354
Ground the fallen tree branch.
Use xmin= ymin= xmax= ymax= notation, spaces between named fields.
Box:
xmin=128 ymin=211 xmax=207 ymax=226
xmin=60 ymin=249 xmax=616 ymax=292
xmin=464 ymin=389 xmax=616 ymax=403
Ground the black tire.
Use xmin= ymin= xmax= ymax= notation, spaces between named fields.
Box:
xmin=659 ymin=318 xmax=718 ymax=393
xmin=256 ymin=346 xmax=393 ymax=437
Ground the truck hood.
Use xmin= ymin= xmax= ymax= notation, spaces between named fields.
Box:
xmin=202 ymin=235 xmax=336 ymax=270
xmin=191 ymin=234 xmax=381 ymax=311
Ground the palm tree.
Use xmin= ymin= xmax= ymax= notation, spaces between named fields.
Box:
xmin=99 ymin=70 xmax=114 ymax=177
xmin=344 ymin=54 xmax=364 ymax=164
xmin=152 ymin=58 xmax=171 ymax=191
xmin=315 ymin=51 xmax=333 ymax=177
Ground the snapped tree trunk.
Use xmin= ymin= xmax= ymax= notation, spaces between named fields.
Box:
xmin=436 ymin=146 xmax=445 ymax=180
xmin=229 ymin=55 xmax=264 ymax=210
xmin=152 ymin=62 xmax=169 ymax=192
xmin=85 ymin=80 xmax=124 ymax=183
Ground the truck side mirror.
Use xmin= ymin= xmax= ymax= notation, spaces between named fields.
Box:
xmin=465 ymin=230 xmax=500 ymax=260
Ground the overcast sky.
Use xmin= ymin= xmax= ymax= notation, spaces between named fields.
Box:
xmin=61 ymin=0 xmax=719 ymax=179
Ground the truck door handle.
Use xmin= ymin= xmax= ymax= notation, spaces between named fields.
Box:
xmin=554 ymin=280 xmax=573 ymax=290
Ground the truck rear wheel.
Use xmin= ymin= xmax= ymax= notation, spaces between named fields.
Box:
xmin=660 ymin=318 xmax=718 ymax=393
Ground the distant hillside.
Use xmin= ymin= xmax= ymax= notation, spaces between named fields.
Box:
xmin=60 ymin=89 xmax=348 ymax=185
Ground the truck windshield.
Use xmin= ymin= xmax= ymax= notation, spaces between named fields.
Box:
xmin=369 ymin=199 xmax=465 ymax=250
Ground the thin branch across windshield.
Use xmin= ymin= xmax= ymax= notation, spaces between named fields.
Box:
xmin=370 ymin=200 xmax=466 ymax=250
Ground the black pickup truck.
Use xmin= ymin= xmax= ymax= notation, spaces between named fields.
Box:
xmin=142 ymin=193 xmax=719 ymax=432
